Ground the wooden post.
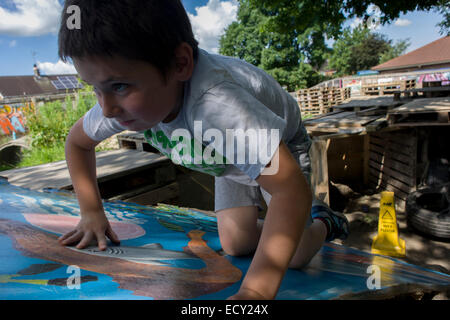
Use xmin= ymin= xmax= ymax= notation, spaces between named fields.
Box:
xmin=309 ymin=138 xmax=330 ymax=205
xmin=363 ymin=133 xmax=370 ymax=186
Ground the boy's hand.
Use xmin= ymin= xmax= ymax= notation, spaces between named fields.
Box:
xmin=58 ymin=213 xmax=120 ymax=251
xmin=227 ymin=287 xmax=269 ymax=300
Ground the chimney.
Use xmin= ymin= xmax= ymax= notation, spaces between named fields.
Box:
xmin=33 ymin=64 xmax=41 ymax=79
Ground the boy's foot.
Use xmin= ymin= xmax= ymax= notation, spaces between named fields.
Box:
xmin=311 ymin=199 xmax=349 ymax=242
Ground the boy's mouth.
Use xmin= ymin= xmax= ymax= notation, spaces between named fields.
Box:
xmin=118 ymin=119 xmax=136 ymax=127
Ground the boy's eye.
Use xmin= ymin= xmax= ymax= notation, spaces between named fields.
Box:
xmin=93 ymin=86 xmax=101 ymax=95
xmin=112 ymin=83 xmax=129 ymax=93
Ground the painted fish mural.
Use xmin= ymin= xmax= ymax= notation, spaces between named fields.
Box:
xmin=0 ymin=177 xmax=449 ymax=300
xmin=0 ymin=218 xmax=242 ymax=299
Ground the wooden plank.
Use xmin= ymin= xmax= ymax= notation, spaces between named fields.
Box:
xmin=377 ymin=180 xmax=410 ymax=202
xmin=369 ymin=159 xmax=414 ymax=188
xmin=311 ymin=128 xmax=365 ymax=140
xmin=305 ymin=113 xmax=382 ymax=129
xmin=365 ymin=116 xmax=388 ymax=132
xmin=369 ymin=152 xmax=414 ymax=178
xmin=369 ymin=177 xmax=409 ymax=210
xmin=310 ymin=139 xmax=330 ymax=204
xmin=369 ymin=153 xmax=414 ymax=182
xmin=0 ymin=149 xmax=170 ymax=191
xmin=371 ymin=131 xmax=417 ymax=148
xmin=333 ymin=96 xmax=403 ymax=110
xmin=117 ymin=182 xmax=180 ymax=206
xmin=369 ymin=135 xmax=415 ymax=155
xmin=303 ymin=110 xmax=346 ymax=122
xmin=369 ymin=140 xmax=415 ymax=164
xmin=355 ymin=106 xmax=388 ymax=116
xmin=369 ymin=143 xmax=414 ymax=166
xmin=368 ymin=170 xmax=411 ymax=199
xmin=363 ymin=134 xmax=370 ymax=186
xmin=388 ymin=97 xmax=450 ymax=115
xmin=387 ymin=113 xmax=450 ymax=127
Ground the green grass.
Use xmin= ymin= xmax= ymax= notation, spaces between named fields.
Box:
xmin=17 ymin=143 xmax=66 ymax=168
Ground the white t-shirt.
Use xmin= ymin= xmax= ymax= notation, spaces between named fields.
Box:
xmin=83 ymin=49 xmax=311 ymax=186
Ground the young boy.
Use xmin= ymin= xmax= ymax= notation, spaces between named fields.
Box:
xmin=57 ymin=0 xmax=348 ymax=300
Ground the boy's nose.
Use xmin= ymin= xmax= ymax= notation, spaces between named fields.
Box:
xmin=100 ymin=94 xmax=122 ymax=118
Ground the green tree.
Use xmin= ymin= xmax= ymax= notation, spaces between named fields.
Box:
xmin=250 ymin=0 xmax=445 ymax=40
xmin=435 ymin=0 xmax=450 ymax=35
xmin=328 ymin=26 xmax=410 ymax=76
xmin=219 ymin=0 xmax=328 ymax=91
xmin=379 ymin=39 xmax=411 ymax=64
xmin=219 ymin=1 xmax=266 ymax=66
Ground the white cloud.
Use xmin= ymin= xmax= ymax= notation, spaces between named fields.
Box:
xmin=350 ymin=16 xmax=381 ymax=31
xmin=350 ymin=17 xmax=364 ymax=29
xmin=37 ymin=60 xmax=77 ymax=75
xmin=394 ymin=18 xmax=412 ymax=27
xmin=0 ymin=0 xmax=62 ymax=36
xmin=188 ymin=0 xmax=238 ymax=53
xmin=9 ymin=39 xmax=17 ymax=47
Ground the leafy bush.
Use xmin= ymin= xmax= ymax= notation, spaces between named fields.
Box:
xmin=18 ymin=85 xmax=96 ymax=167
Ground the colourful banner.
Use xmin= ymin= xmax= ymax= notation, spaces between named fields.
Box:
xmin=417 ymin=72 xmax=450 ymax=83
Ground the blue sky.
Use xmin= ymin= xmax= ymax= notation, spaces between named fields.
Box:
xmin=0 ymin=0 xmax=446 ymax=76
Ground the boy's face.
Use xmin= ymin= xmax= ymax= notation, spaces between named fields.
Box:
xmin=73 ymin=55 xmax=185 ymax=131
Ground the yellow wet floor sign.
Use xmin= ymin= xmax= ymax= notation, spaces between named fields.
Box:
xmin=371 ymin=191 xmax=406 ymax=257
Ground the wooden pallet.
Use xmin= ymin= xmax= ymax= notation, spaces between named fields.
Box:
xmin=362 ymin=80 xmax=416 ymax=96
xmin=297 ymin=87 xmax=351 ymax=117
xmin=304 ymin=110 xmax=382 ymax=133
xmin=368 ymin=129 xmax=417 ymax=209
xmin=117 ymin=132 xmax=159 ymax=153
xmin=387 ymin=97 xmax=450 ymax=127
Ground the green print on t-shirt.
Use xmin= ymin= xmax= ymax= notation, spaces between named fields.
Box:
xmin=144 ymin=129 xmax=227 ymax=177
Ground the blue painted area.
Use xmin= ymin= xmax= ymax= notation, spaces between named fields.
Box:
xmin=0 ymin=177 xmax=449 ymax=299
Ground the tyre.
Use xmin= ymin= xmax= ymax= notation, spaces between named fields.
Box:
xmin=406 ymin=183 xmax=450 ymax=239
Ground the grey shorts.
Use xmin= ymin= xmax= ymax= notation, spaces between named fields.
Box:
xmin=214 ymin=147 xmax=314 ymax=227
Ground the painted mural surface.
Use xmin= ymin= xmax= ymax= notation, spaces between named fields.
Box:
xmin=0 ymin=103 xmax=31 ymax=137
xmin=0 ymin=177 xmax=449 ymax=300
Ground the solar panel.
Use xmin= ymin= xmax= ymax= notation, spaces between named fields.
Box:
xmin=58 ymin=75 xmax=77 ymax=82
xmin=51 ymin=76 xmax=84 ymax=90
xmin=51 ymin=80 xmax=66 ymax=90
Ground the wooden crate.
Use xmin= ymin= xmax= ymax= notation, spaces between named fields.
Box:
xmin=368 ymin=129 xmax=417 ymax=210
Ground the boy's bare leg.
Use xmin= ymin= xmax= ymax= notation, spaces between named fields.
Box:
xmin=216 ymin=206 xmax=327 ymax=268
xmin=216 ymin=206 xmax=260 ymax=256
xmin=287 ymin=219 xmax=327 ymax=269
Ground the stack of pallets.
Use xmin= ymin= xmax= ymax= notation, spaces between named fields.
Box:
xmin=362 ymin=79 xmax=416 ymax=96
xmin=297 ymin=87 xmax=351 ymax=117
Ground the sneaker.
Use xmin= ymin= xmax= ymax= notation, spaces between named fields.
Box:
xmin=311 ymin=199 xmax=349 ymax=242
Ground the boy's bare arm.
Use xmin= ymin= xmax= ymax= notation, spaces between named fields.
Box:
xmin=58 ymin=117 xmax=120 ymax=250
xmin=230 ymin=141 xmax=312 ymax=300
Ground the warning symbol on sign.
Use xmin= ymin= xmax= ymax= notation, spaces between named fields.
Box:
xmin=382 ymin=210 xmax=393 ymax=220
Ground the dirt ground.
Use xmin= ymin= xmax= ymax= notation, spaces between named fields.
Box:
xmin=329 ymin=183 xmax=450 ymax=275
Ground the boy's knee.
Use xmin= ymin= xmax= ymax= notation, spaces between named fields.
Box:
xmin=220 ymin=236 xmax=256 ymax=257
xmin=288 ymin=256 xmax=313 ymax=270
xmin=216 ymin=206 xmax=260 ymax=256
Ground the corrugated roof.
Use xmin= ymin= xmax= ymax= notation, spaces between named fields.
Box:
xmin=0 ymin=74 xmax=78 ymax=98
xmin=372 ymin=36 xmax=450 ymax=71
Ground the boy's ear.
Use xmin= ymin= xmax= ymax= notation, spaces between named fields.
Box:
xmin=174 ymin=42 xmax=194 ymax=81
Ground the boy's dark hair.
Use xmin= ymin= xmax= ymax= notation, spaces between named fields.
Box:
xmin=58 ymin=0 xmax=198 ymax=78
